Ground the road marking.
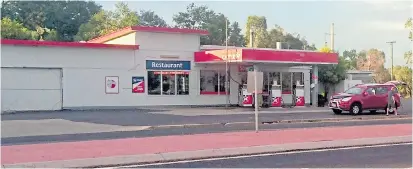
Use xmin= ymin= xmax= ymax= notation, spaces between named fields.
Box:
xmin=109 ymin=142 xmax=412 ymax=168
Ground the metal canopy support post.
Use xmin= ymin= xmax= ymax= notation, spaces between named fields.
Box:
xmin=312 ymin=65 xmax=319 ymax=107
xmin=254 ymin=64 xmax=259 ymax=132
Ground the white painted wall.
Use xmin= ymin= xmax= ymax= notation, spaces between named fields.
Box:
xmin=1 ymin=31 xmax=316 ymax=111
xmin=1 ymin=32 xmax=240 ymax=110
xmin=104 ymin=33 xmax=137 ymax=45
xmin=1 ymin=68 xmax=62 ymax=112
xmin=105 ymin=31 xmax=201 ymax=52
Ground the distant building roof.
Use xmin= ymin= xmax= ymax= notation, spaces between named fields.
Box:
xmin=346 ymin=70 xmax=374 ymax=74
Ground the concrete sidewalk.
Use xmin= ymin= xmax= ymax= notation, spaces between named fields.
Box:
xmin=2 ymin=124 xmax=411 ymax=168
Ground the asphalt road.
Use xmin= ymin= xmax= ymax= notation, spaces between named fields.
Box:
xmin=2 ymin=107 xmax=411 ymax=127
xmin=135 ymin=144 xmax=412 ymax=168
xmin=2 ymin=118 xmax=411 ymax=146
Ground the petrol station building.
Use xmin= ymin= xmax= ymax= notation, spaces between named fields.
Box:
xmin=0 ymin=26 xmax=339 ymax=112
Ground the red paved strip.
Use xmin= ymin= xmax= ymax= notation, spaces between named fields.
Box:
xmin=1 ymin=124 xmax=411 ymax=165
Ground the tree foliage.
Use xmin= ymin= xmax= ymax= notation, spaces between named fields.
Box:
xmin=74 ymin=2 xmax=139 ymax=41
xmin=393 ymin=66 xmax=412 ymax=97
xmin=228 ymin=21 xmax=245 ymax=46
xmin=318 ymin=47 xmax=347 ymax=96
xmin=405 ymin=17 xmax=412 ymax=66
xmin=318 ymin=56 xmax=348 ymax=95
xmin=1 ymin=17 xmax=38 ymax=40
xmin=172 ymin=3 xmax=244 ymax=46
xmin=406 ymin=17 xmax=412 ymax=41
xmin=355 ymin=49 xmax=390 ymax=83
xmin=138 ymin=10 xmax=168 ymax=27
xmin=356 ymin=49 xmax=385 ymax=71
xmin=341 ymin=49 xmax=358 ymax=70
xmin=245 ymin=15 xmax=269 ymax=48
xmin=1 ymin=0 xmax=102 ymax=41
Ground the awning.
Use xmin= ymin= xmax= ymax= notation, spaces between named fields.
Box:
xmin=194 ymin=48 xmax=339 ymax=65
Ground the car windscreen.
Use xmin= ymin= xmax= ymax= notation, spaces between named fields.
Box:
xmin=344 ymin=87 xmax=363 ymax=94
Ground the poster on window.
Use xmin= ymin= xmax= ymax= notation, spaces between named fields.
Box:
xmin=105 ymin=76 xmax=119 ymax=94
xmin=132 ymin=76 xmax=145 ymax=93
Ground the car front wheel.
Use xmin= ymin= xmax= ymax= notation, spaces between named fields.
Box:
xmin=350 ymin=103 xmax=362 ymax=115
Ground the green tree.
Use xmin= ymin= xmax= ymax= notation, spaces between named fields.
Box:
xmin=1 ymin=1 xmax=102 ymax=41
xmin=393 ymin=66 xmax=412 ymax=97
xmin=342 ymin=49 xmax=358 ymax=70
xmin=172 ymin=3 xmax=214 ymax=29
xmin=267 ymin=25 xmax=285 ymax=49
xmin=406 ymin=17 xmax=412 ymax=40
xmin=245 ymin=15 xmax=269 ymax=48
xmin=1 ymin=17 xmax=38 ymax=40
xmin=172 ymin=3 xmax=228 ymax=45
xmin=138 ymin=10 xmax=168 ymax=27
xmin=228 ymin=21 xmax=245 ymax=46
xmin=404 ymin=17 xmax=412 ymax=65
xmin=74 ymin=2 xmax=139 ymax=41
xmin=318 ymin=47 xmax=348 ymax=97
xmin=405 ymin=51 xmax=412 ymax=66
xmin=265 ymin=24 xmax=316 ymax=50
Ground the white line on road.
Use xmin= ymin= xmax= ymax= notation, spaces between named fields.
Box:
xmin=109 ymin=142 xmax=412 ymax=168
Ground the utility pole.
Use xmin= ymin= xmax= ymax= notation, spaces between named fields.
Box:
xmin=225 ymin=18 xmax=229 ymax=108
xmin=386 ymin=41 xmax=396 ymax=80
xmin=324 ymin=23 xmax=336 ymax=51
xmin=330 ymin=23 xmax=335 ymax=51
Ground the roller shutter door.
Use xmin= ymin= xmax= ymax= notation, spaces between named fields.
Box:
xmin=1 ymin=68 xmax=62 ymax=112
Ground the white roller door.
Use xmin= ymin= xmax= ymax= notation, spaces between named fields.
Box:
xmin=1 ymin=68 xmax=62 ymax=112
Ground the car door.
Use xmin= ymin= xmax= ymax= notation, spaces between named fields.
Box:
xmin=362 ymin=87 xmax=377 ymax=109
xmin=374 ymin=86 xmax=389 ymax=108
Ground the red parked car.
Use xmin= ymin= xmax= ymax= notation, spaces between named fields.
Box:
xmin=329 ymin=83 xmax=401 ymax=115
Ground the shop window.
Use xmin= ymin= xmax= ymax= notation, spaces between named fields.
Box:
xmin=148 ymin=71 xmax=161 ymax=95
xmin=162 ymin=72 xmax=175 ymax=95
xmin=293 ymin=72 xmax=303 ymax=86
xmin=177 ymin=72 xmax=190 ymax=95
xmin=148 ymin=71 xmax=189 ymax=96
xmin=200 ymin=70 xmax=228 ymax=95
xmin=269 ymin=72 xmax=281 ymax=86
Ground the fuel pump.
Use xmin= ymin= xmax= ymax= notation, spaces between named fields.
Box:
xmin=271 ymin=80 xmax=282 ymax=107
xmin=239 ymin=84 xmax=253 ymax=107
xmin=295 ymin=80 xmax=305 ymax=106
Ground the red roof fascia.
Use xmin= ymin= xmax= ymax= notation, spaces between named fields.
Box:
xmin=1 ymin=39 xmax=139 ymax=50
xmin=87 ymin=26 xmax=209 ymax=43
xmin=194 ymin=51 xmax=224 ymax=62
xmin=132 ymin=26 xmax=209 ymax=35
xmin=241 ymin=49 xmax=338 ymax=64
xmin=194 ymin=49 xmax=339 ymax=64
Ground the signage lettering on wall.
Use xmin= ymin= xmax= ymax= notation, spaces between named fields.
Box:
xmin=238 ymin=65 xmax=254 ymax=72
xmin=132 ymin=76 xmax=145 ymax=93
xmin=105 ymin=76 xmax=119 ymax=94
xmin=146 ymin=60 xmax=191 ymax=70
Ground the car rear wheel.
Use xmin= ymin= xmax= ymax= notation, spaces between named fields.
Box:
xmin=350 ymin=103 xmax=362 ymax=115
xmin=333 ymin=109 xmax=342 ymax=114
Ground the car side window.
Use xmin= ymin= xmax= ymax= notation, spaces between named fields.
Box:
xmin=376 ymin=87 xmax=388 ymax=95
xmin=366 ymin=87 xmax=375 ymax=95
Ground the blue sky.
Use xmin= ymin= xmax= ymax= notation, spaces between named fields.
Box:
xmin=99 ymin=1 xmax=412 ymax=67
